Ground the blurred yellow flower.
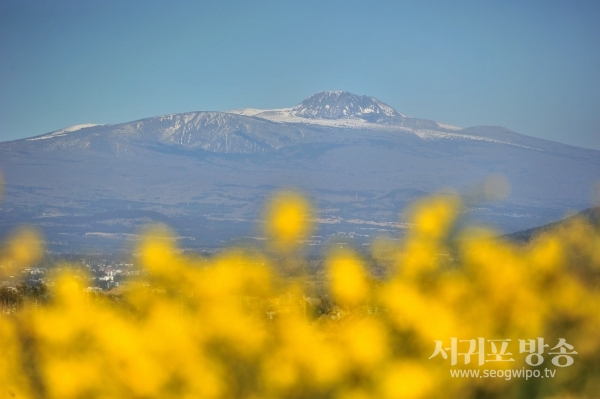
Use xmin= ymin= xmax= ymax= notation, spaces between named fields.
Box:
xmin=409 ymin=194 xmax=460 ymax=239
xmin=327 ymin=249 xmax=369 ymax=306
xmin=265 ymin=191 xmax=312 ymax=250
xmin=1 ymin=226 xmax=43 ymax=277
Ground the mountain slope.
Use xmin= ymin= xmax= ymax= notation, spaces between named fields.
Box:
xmin=506 ymin=206 xmax=600 ymax=243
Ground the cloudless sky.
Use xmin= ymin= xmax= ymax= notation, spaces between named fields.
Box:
xmin=1 ymin=0 xmax=599 ymax=149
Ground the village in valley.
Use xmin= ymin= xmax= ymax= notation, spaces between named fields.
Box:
xmin=0 ymin=256 xmax=140 ymax=313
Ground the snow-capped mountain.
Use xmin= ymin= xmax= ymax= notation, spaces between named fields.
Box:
xmin=1 ymin=92 xmax=599 ymax=252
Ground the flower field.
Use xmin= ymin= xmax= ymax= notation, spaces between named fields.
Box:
xmin=1 ymin=186 xmax=600 ymax=399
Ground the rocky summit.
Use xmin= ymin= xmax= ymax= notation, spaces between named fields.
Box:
xmin=290 ymin=91 xmax=405 ymax=120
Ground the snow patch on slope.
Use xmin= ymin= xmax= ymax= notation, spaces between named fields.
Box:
xmin=413 ymin=129 xmax=539 ymax=150
xmin=247 ymin=108 xmax=392 ymax=129
xmin=231 ymin=108 xmax=540 ymax=151
xmin=436 ymin=122 xmax=462 ymax=131
xmin=27 ymin=124 xmax=101 ymax=141
xmin=229 ymin=108 xmax=267 ymax=117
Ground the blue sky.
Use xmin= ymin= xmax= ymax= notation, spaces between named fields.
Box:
xmin=1 ymin=0 xmax=599 ymax=149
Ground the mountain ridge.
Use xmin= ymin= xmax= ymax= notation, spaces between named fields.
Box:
xmin=7 ymin=91 xmax=598 ymax=156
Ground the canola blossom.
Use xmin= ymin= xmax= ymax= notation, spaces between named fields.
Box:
xmin=1 ymin=190 xmax=600 ymax=399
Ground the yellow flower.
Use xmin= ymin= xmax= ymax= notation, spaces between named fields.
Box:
xmin=1 ymin=226 xmax=43 ymax=276
xmin=264 ymin=191 xmax=312 ymax=250
xmin=328 ymin=249 xmax=370 ymax=306
xmin=378 ymin=362 xmax=432 ymax=399
xmin=409 ymin=195 xmax=461 ymax=240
